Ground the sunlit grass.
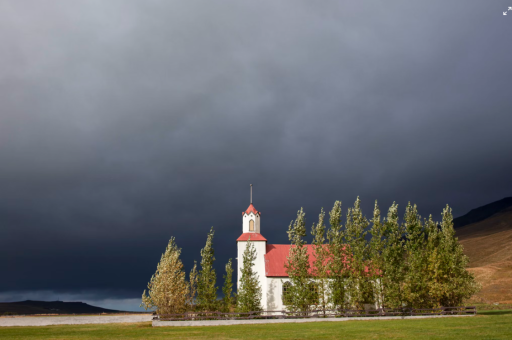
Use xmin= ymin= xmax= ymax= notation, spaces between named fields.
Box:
xmin=1 ymin=311 xmax=511 ymax=339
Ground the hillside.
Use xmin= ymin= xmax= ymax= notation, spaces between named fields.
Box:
xmin=456 ymin=198 xmax=512 ymax=304
xmin=0 ymin=300 xmax=123 ymax=315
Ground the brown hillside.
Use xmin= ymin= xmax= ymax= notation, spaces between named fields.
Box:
xmin=457 ymin=206 xmax=512 ymax=304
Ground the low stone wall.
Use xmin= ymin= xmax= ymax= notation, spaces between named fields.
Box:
xmin=152 ymin=314 xmax=474 ymax=327
xmin=0 ymin=314 xmax=153 ymax=327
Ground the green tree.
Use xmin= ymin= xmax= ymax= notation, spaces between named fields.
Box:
xmin=344 ymin=197 xmax=372 ymax=309
xmin=197 ymin=227 xmax=218 ymax=311
xmin=236 ymin=239 xmax=262 ymax=313
xmin=188 ymin=261 xmax=198 ymax=309
xmin=141 ymin=237 xmax=189 ymax=315
xmin=402 ymin=203 xmax=430 ymax=308
xmin=427 ymin=206 xmax=480 ymax=306
xmin=380 ymin=202 xmax=406 ymax=308
xmin=326 ymin=201 xmax=348 ymax=309
xmin=368 ymin=201 xmax=387 ymax=309
xmin=222 ymin=258 xmax=234 ymax=312
xmin=284 ymin=208 xmax=314 ymax=313
xmin=311 ymin=208 xmax=330 ymax=313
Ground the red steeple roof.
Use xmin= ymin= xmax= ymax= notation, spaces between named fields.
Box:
xmin=243 ymin=203 xmax=260 ymax=215
xmin=237 ymin=233 xmax=267 ymax=241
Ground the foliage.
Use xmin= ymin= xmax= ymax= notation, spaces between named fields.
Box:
xmin=221 ymin=258 xmax=234 ymax=312
xmin=284 ymin=208 xmax=314 ymax=313
xmin=196 ymin=227 xmax=218 ymax=311
xmin=426 ymin=206 xmax=480 ymax=306
xmin=402 ymin=203 xmax=430 ymax=308
xmin=141 ymin=237 xmax=189 ymax=315
xmin=368 ymin=201 xmax=386 ymax=308
xmin=380 ymin=202 xmax=406 ymax=308
xmin=286 ymin=198 xmax=479 ymax=311
xmin=188 ymin=261 xmax=198 ymax=309
xmin=236 ymin=239 xmax=262 ymax=313
xmin=311 ymin=208 xmax=330 ymax=313
xmin=326 ymin=201 xmax=348 ymax=309
xmin=344 ymin=197 xmax=373 ymax=309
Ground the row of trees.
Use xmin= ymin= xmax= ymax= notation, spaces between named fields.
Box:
xmin=284 ymin=198 xmax=480 ymax=312
xmin=141 ymin=198 xmax=479 ymax=315
xmin=141 ymin=227 xmax=261 ymax=315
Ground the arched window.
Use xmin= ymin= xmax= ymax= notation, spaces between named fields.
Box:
xmin=249 ymin=219 xmax=254 ymax=231
xmin=282 ymin=282 xmax=292 ymax=305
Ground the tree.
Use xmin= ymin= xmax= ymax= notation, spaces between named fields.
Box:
xmin=222 ymin=258 xmax=234 ymax=312
xmin=344 ymin=197 xmax=372 ymax=309
xmin=236 ymin=239 xmax=262 ymax=313
xmin=197 ymin=227 xmax=218 ymax=311
xmin=188 ymin=261 xmax=198 ymax=309
xmin=380 ymin=202 xmax=406 ymax=308
xmin=284 ymin=208 xmax=313 ymax=313
xmin=141 ymin=237 xmax=189 ymax=315
xmin=368 ymin=201 xmax=387 ymax=308
xmin=311 ymin=208 xmax=330 ymax=313
xmin=427 ymin=206 xmax=480 ymax=306
xmin=326 ymin=200 xmax=348 ymax=309
xmin=402 ymin=203 xmax=430 ymax=308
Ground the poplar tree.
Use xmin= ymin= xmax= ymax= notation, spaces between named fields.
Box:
xmin=236 ymin=240 xmax=262 ymax=313
xmin=222 ymin=258 xmax=234 ymax=312
xmin=327 ymin=201 xmax=348 ymax=309
xmin=428 ymin=206 xmax=480 ymax=306
xmin=188 ymin=261 xmax=198 ymax=309
xmin=285 ymin=208 xmax=313 ymax=313
xmin=344 ymin=197 xmax=372 ymax=309
xmin=197 ymin=227 xmax=218 ymax=311
xmin=368 ymin=201 xmax=387 ymax=308
xmin=403 ymin=203 xmax=429 ymax=308
xmin=380 ymin=202 xmax=406 ymax=308
xmin=141 ymin=237 xmax=189 ymax=315
xmin=311 ymin=208 xmax=330 ymax=313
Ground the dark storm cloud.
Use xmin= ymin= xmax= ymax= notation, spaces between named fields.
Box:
xmin=1 ymin=1 xmax=511 ymax=309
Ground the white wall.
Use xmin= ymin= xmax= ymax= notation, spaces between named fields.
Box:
xmin=237 ymin=240 xmax=267 ymax=310
xmin=266 ymin=277 xmax=290 ymax=311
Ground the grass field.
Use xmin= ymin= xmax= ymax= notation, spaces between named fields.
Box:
xmin=1 ymin=310 xmax=511 ymax=340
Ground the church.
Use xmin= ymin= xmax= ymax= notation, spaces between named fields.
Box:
xmin=236 ymin=187 xmax=319 ymax=311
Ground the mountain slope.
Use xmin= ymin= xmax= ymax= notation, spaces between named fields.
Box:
xmin=0 ymin=300 xmax=123 ymax=315
xmin=454 ymin=197 xmax=512 ymax=229
xmin=456 ymin=201 xmax=512 ymax=304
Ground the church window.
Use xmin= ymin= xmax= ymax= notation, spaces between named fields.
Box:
xmin=282 ymin=282 xmax=292 ymax=305
xmin=307 ymin=282 xmax=319 ymax=305
xmin=249 ymin=220 xmax=254 ymax=231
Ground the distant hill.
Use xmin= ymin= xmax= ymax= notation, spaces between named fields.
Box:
xmin=454 ymin=197 xmax=512 ymax=229
xmin=456 ymin=198 xmax=512 ymax=304
xmin=0 ymin=300 xmax=126 ymax=315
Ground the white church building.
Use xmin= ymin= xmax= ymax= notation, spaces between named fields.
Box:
xmin=236 ymin=195 xmax=318 ymax=311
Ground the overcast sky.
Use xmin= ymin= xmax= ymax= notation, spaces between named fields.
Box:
xmin=1 ymin=1 xmax=511 ymax=311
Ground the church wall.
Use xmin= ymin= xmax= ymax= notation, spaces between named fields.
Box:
xmin=237 ymin=240 xmax=267 ymax=310
xmin=265 ymin=277 xmax=290 ymax=311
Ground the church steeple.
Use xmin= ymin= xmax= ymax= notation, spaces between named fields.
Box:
xmin=242 ymin=184 xmax=261 ymax=233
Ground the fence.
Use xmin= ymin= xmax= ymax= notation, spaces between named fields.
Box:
xmin=155 ymin=306 xmax=476 ymax=321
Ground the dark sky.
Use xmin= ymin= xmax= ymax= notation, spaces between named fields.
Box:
xmin=1 ymin=1 xmax=511 ymax=311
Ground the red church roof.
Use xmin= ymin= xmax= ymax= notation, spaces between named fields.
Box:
xmin=264 ymin=244 xmax=371 ymax=277
xmin=265 ymin=244 xmax=317 ymax=277
xmin=243 ymin=203 xmax=260 ymax=215
xmin=237 ymin=233 xmax=267 ymax=241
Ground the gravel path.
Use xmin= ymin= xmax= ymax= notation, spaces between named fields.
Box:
xmin=0 ymin=314 xmax=153 ymax=327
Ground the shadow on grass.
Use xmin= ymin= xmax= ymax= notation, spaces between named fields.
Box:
xmin=478 ymin=309 xmax=512 ymax=316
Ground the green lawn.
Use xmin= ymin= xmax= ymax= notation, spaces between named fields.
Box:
xmin=1 ymin=311 xmax=511 ymax=340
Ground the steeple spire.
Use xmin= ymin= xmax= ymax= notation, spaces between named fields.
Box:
xmin=250 ymin=184 xmax=253 ymax=204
